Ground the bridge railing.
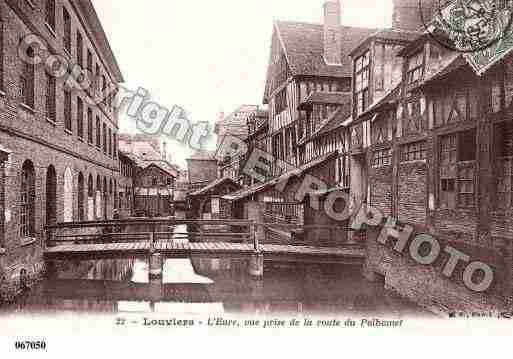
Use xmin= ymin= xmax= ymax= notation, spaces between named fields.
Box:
xmin=45 ymin=218 xmax=255 ymax=248
xmin=254 ymin=222 xmax=364 ymax=248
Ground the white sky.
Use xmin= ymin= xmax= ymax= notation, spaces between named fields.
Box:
xmin=92 ymin=0 xmax=392 ymax=167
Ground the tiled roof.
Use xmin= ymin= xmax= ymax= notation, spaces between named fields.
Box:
xmin=275 ymin=21 xmax=377 ymax=78
xmin=298 ymin=91 xmax=351 ymax=109
xmin=189 ymin=177 xmax=241 ymax=197
xmin=276 ymin=21 xmax=376 ymax=77
xmin=350 ymin=28 xmax=422 ymax=56
xmin=224 ymin=151 xmax=338 ymax=202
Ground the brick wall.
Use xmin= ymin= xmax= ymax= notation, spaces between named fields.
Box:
xmin=370 ymin=166 xmax=393 ymax=217
xmin=364 ymin=225 xmax=506 ymax=313
xmin=398 ymin=162 xmax=427 ymax=225
xmin=0 ymin=1 xmax=122 ymax=294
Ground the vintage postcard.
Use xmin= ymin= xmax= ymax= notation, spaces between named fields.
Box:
xmin=0 ymin=0 xmax=512 ymax=356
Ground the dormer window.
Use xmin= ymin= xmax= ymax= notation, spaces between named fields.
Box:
xmin=355 ymin=50 xmax=370 ymax=116
xmin=406 ymin=51 xmax=424 ymax=85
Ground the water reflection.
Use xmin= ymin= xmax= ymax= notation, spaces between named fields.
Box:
xmin=0 ymin=221 xmax=431 ymax=316
xmin=0 ymin=255 xmax=431 ymax=317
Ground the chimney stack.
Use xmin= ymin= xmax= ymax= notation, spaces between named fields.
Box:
xmin=323 ymin=0 xmax=342 ymax=65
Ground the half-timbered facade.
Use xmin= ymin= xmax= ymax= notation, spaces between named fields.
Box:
xmin=349 ymin=0 xmax=513 ymax=308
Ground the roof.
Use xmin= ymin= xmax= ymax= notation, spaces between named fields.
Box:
xmin=264 ymin=21 xmax=377 ymax=101
xmin=189 ymin=177 xmax=241 ymax=197
xmin=74 ymin=1 xmax=124 ymax=82
xmin=310 ymin=105 xmax=351 ymax=140
xmin=224 ymin=151 xmax=338 ymax=202
xmin=298 ymin=91 xmax=351 ymax=110
xmin=298 ymin=96 xmax=352 ymax=146
xmin=350 ymin=28 xmax=423 ymax=56
xmin=118 ymin=150 xmax=137 ymax=164
xmin=416 ymin=55 xmax=469 ymax=89
xmin=352 ymin=84 xmax=401 ymax=125
xmin=139 ymin=160 xmax=179 ymax=178
xmin=187 ymin=150 xmax=217 ymax=161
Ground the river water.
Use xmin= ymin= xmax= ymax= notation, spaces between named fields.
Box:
xmin=0 ymin=225 xmax=432 ymax=318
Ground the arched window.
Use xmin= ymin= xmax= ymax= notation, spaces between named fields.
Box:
xmin=96 ymin=175 xmax=102 ymax=218
xmin=77 ymin=172 xmax=85 ymax=221
xmin=87 ymin=174 xmax=94 ymax=221
xmin=20 ymin=160 xmax=35 ymax=237
xmin=103 ymin=177 xmax=107 ymax=219
xmin=46 ymin=165 xmax=57 ymax=226
xmin=63 ymin=167 xmax=73 ymax=222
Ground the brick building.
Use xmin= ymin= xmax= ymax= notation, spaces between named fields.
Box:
xmin=0 ymin=0 xmax=123 ymax=286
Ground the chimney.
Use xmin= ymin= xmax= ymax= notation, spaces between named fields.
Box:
xmin=392 ymin=0 xmax=435 ymax=31
xmin=323 ymin=0 xmax=342 ymax=65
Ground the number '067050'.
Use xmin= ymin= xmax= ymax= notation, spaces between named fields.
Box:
xmin=14 ymin=341 xmax=46 ymax=350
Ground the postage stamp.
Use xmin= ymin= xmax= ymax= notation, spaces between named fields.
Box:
xmin=421 ymin=0 xmax=513 ymax=74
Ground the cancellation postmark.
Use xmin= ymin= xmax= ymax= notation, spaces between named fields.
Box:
xmin=419 ymin=0 xmax=513 ymax=53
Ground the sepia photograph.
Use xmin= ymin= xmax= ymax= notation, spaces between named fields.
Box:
xmin=0 ymin=0 xmax=512 ymax=355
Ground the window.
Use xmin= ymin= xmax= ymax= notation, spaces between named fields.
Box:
xmin=496 ymin=121 xmax=513 ymax=209
xmin=274 ymin=89 xmax=287 ymax=114
xmin=87 ymin=108 xmax=93 ymax=143
xmin=77 ymin=97 xmax=83 ymax=139
xmin=76 ymin=32 xmax=83 ymax=67
xmin=439 ymin=130 xmax=476 ymax=209
xmin=95 ymin=64 xmax=100 ymax=94
xmin=77 ymin=173 xmax=84 ymax=221
xmin=102 ymin=123 xmax=107 ymax=153
xmin=406 ymin=51 xmax=424 ymax=84
xmin=20 ymin=160 xmax=35 ymax=237
xmin=45 ymin=0 xmax=55 ymax=30
xmin=337 ymin=154 xmax=350 ymax=188
xmin=0 ymin=23 xmax=4 ymax=91
xmin=86 ymin=49 xmax=92 ymax=72
xmin=355 ymin=50 xmax=370 ymax=115
xmin=113 ymin=133 xmax=117 ymax=159
xmin=108 ymin=128 xmax=112 ymax=157
xmin=96 ymin=117 xmax=101 ymax=148
xmin=152 ymin=177 xmax=158 ymax=186
xmin=45 ymin=71 xmax=56 ymax=122
xmin=167 ymin=178 xmax=172 ymax=186
xmin=63 ymin=7 xmax=71 ymax=54
xmin=21 ymin=46 xmax=35 ymax=108
xmin=401 ymin=141 xmax=427 ymax=162
xmin=372 ymin=148 xmax=391 ymax=168
xmin=64 ymin=89 xmax=72 ymax=132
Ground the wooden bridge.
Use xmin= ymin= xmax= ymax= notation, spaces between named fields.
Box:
xmin=44 ymin=219 xmax=365 ymax=276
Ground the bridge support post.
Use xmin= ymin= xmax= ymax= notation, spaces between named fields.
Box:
xmin=248 ymin=253 xmax=264 ymax=278
xmin=149 ymin=253 xmax=163 ymax=279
